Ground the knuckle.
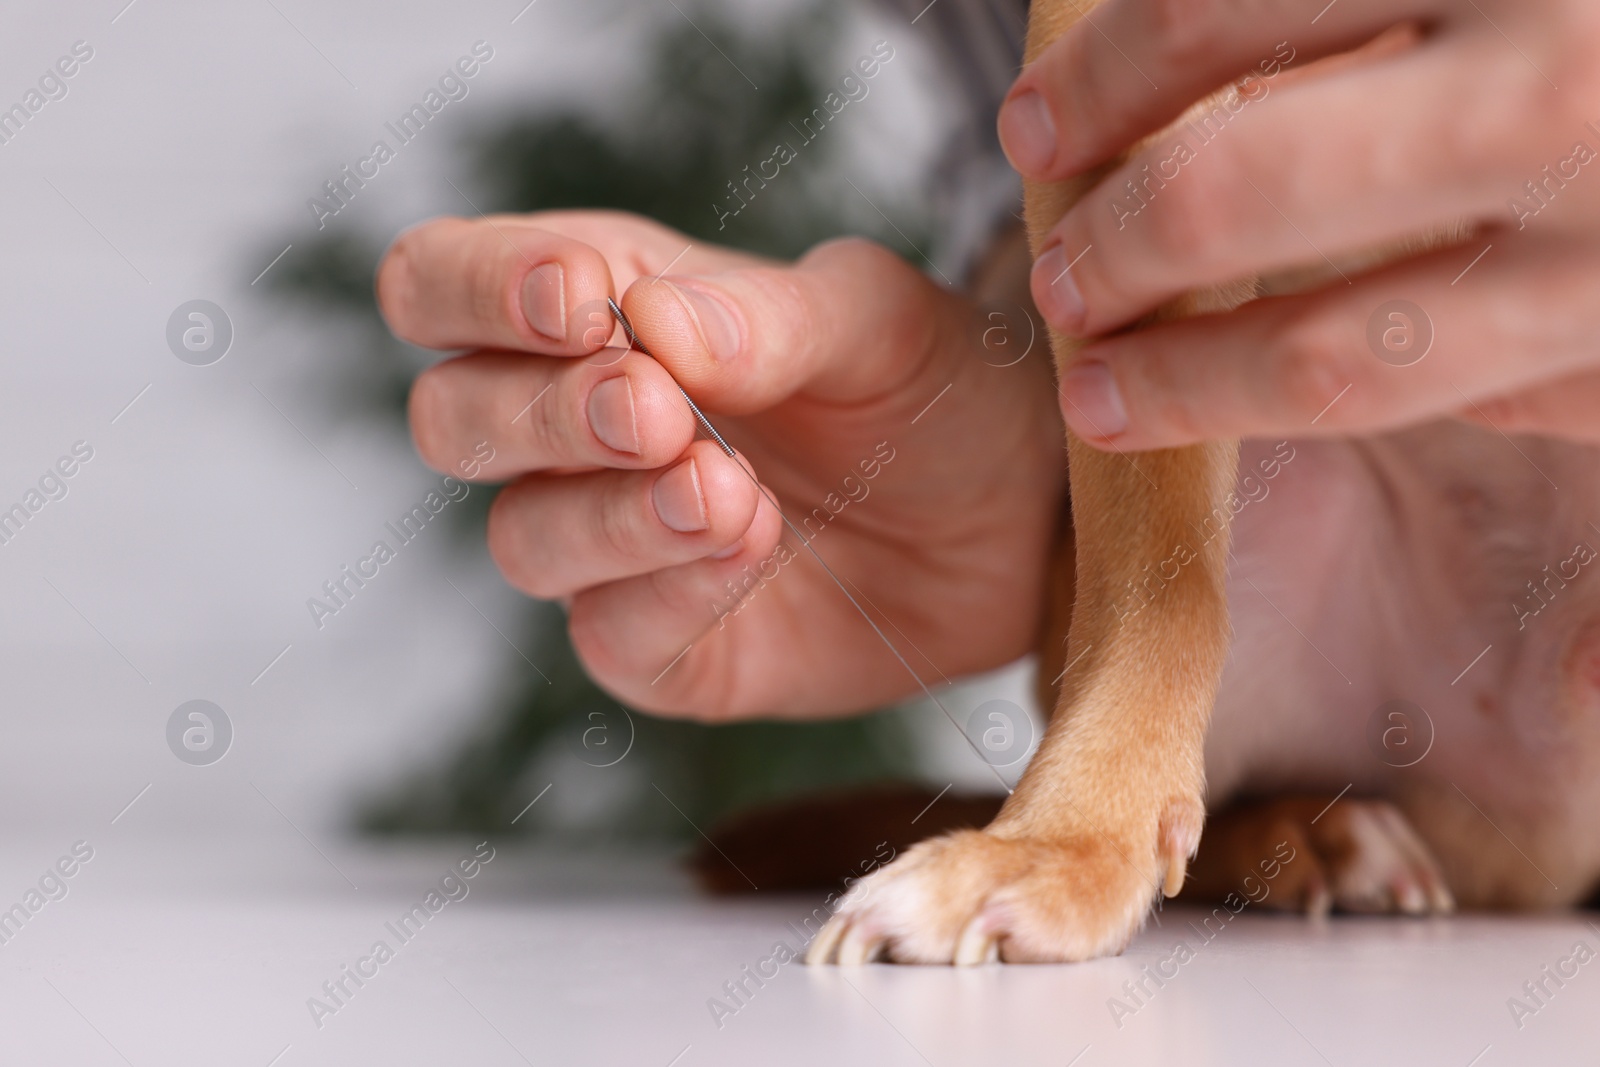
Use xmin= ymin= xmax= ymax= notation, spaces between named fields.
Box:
xmin=406 ymin=366 xmax=452 ymax=470
xmin=797 ymin=235 xmax=932 ymax=351
xmin=642 ymin=562 xmax=705 ymax=619
xmin=515 ymin=372 xmax=562 ymax=459
xmin=465 ymin=242 xmax=513 ymax=337
xmin=745 ymin=264 xmax=815 ymax=333
xmin=486 ymin=490 xmax=562 ymax=599
xmin=1147 ymin=0 xmax=1221 ymax=68
xmin=643 ymin=578 xmax=740 ymax=721
xmin=1467 ymin=393 xmax=1524 ymax=431
xmin=1440 ymin=50 xmax=1574 ymax=173
xmin=589 ymin=482 xmax=643 ymax=562
xmin=801 ymin=234 xmax=892 ymax=273
xmin=565 ymin=598 xmax=618 ymax=675
xmin=801 ymin=236 xmax=916 ymax=305
xmin=1548 ymin=24 xmax=1600 ymax=117
xmin=1135 ymin=343 xmax=1212 ymax=443
xmin=569 ymin=602 xmax=731 ymax=724
xmin=1270 ymin=315 xmax=1365 ymax=423
xmin=376 ymin=230 xmax=423 ymax=341
xmin=651 ymin=670 xmax=737 ymax=723
xmin=1465 ymin=83 xmax=1549 ymax=171
xmin=728 ymin=264 xmax=825 ymax=372
xmin=1143 ymin=160 xmax=1232 ymax=266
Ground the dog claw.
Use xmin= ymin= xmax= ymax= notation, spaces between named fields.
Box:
xmin=954 ymin=916 xmax=1000 ymax=966
xmin=1159 ymin=797 xmax=1203 ymax=898
xmin=1395 ymin=878 xmax=1427 ymax=914
xmin=1162 ymin=852 xmax=1188 ymax=898
xmin=1304 ymin=877 xmax=1333 ymax=919
xmin=836 ymin=924 xmax=888 ymax=966
xmin=804 ymin=915 xmax=849 ymax=966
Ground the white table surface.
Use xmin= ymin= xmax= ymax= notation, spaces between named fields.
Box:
xmin=2 ymin=835 xmax=1592 ymax=1066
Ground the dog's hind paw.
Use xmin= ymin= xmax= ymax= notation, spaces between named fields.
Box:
xmin=1183 ymin=795 xmax=1454 ymax=916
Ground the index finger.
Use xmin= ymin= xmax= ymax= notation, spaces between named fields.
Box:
xmin=378 ymin=216 xmax=616 ymax=355
xmin=998 ymin=0 xmax=1436 ymax=181
xmin=377 ymin=214 xmax=771 ymax=357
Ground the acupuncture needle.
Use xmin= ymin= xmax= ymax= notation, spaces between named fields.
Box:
xmin=605 ymin=297 xmax=1012 ymax=793
xmin=607 ymin=298 xmax=736 ymax=458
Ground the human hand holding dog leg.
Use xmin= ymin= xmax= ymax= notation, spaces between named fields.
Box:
xmin=1000 ymin=0 xmax=1600 ymax=449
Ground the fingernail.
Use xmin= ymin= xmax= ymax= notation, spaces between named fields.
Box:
xmin=710 ymin=538 xmax=743 ymax=560
xmin=521 ymin=262 xmax=566 ymax=342
xmin=587 ymin=376 xmax=639 ymax=455
xmin=1059 ymin=360 xmax=1128 ymax=439
xmin=653 ymin=457 xmax=708 ymax=533
xmin=665 ymin=280 xmax=740 ymax=361
xmin=998 ymin=91 xmax=1056 ymax=176
xmin=1032 ymin=244 xmax=1086 ymax=333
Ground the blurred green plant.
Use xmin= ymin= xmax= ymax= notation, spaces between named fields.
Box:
xmin=264 ymin=1 xmax=933 ymax=839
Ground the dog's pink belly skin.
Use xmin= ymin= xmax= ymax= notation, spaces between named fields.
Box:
xmin=1204 ymin=425 xmax=1600 ymax=902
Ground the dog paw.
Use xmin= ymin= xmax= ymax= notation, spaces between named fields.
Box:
xmin=1186 ymin=795 xmax=1454 ymax=916
xmin=804 ymin=823 xmax=1178 ymax=965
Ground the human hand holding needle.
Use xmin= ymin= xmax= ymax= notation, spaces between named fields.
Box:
xmin=381 ymin=210 xmax=1063 ymax=718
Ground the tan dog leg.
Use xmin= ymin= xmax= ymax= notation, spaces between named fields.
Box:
xmin=808 ymin=0 xmax=1246 ymax=965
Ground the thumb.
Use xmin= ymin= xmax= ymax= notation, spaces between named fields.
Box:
xmin=620 ymin=237 xmax=961 ymax=416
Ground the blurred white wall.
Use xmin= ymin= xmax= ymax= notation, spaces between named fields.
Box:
xmin=0 ymin=0 xmax=1021 ymax=843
